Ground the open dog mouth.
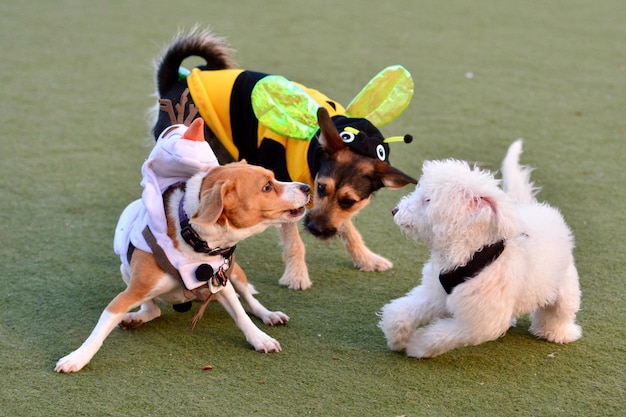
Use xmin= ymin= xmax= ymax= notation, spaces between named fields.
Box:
xmin=287 ymin=206 xmax=307 ymax=218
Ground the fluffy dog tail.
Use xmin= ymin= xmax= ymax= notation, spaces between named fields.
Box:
xmin=501 ymin=139 xmax=539 ymax=204
xmin=155 ymin=27 xmax=238 ymax=96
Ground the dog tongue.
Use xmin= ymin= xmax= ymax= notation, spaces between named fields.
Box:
xmin=182 ymin=118 xmax=205 ymax=142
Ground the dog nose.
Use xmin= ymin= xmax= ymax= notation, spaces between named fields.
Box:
xmin=304 ymin=213 xmax=336 ymax=239
xmin=391 ymin=207 xmax=398 ymax=216
xmin=299 ymin=183 xmax=311 ymax=194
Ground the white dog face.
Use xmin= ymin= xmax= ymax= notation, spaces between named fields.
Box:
xmin=393 ymin=159 xmax=522 ymax=251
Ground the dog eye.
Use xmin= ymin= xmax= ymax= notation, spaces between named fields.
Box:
xmin=338 ymin=198 xmax=357 ymax=209
xmin=316 ymin=183 xmax=326 ymax=197
xmin=262 ymin=181 xmax=274 ymax=192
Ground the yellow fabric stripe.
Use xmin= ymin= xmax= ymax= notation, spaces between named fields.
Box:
xmin=187 ymin=68 xmax=244 ymax=159
xmin=187 ymin=69 xmax=344 ymax=191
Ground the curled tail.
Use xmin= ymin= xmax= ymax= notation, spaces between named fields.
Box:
xmin=501 ymin=139 xmax=539 ymax=204
xmin=155 ymin=26 xmax=238 ymax=96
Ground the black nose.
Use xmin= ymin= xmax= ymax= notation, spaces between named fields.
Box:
xmin=391 ymin=207 xmax=398 ymax=216
xmin=300 ymin=184 xmax=311 ymax=194
xmin=303 ymin=213 xmax=337 ymax=240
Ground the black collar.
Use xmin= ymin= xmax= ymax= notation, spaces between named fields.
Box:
xmin=439 ymin=240 xmax=506 ymax=295
xmin=178 ymin=192 xmax=236 ymax=257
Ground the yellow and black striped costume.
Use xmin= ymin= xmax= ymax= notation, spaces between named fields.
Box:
xmin=155 ymin=68 xmax=388 ymax=189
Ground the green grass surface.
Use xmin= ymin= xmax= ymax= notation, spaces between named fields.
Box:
xmin=1 ymin=1 xmax=624 ymax=416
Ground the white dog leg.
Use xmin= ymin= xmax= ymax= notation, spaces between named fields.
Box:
xmin=379 ymin=284 xmax=447 ymax=351
xmin=530 ymin=264 xmax=582 ymax=343
xmin=341 ymin=220 xmax=392 ymax=271
xmin=55 ymin=309 xmax=127 ymax=373
xmin=55 ymin=275 xmax=164 ymax=373
xmin=230 ymin=272 xmax=289 ymax=326
xmin=215 ymin=282 xmax=282 ymax=352
xmin=277 ymin=222 xmax=311 ymax=290
xmin=405 ymin=314 xmax=511 ymax=358
xmin=120 ymin=300 xmax=161 ymax=329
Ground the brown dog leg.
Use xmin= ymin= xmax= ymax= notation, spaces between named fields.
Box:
xmin=340 ymin=219 xmax=393 ymax=271
xmin=277 ymin=222 xmax=311 ymax=290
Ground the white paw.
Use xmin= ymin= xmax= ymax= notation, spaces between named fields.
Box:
xmin=120 ymin=305 xmax=161 ymax=329
xmin=382 ymin=326 xmax=412 ymax=352
xmin=250 ymin=333 xmax=282 ymax=353
xmin=262 ymin=311 xmax=290 ymax=326
xmin=278 ymin=270 xmax=312 ymax=290
xmin=531 ymin=323 xmax=582 ymax=344
xmin=356 ymin=253 xmax=393 ymax=272
xmin=405 ymin=328 xmax=434 ymax=358
xmin=55 ymin=350 xmax=90 ymax=373
xmin=379 ymin=312 xmax=413 ymax=352
xmin=119 ymin=314 xmax=145 ymax=330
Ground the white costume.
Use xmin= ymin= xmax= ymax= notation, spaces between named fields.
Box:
xmin=113 ymin=119 xmax=227 ymax=291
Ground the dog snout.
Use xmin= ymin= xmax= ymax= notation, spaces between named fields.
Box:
xmin=391 ymin=207 xmax=399 ymax=217
xmin=303 ymin=212 xmax=337 ymax=239
xmin=297 ymin=183 xmax=311 ymax=205
xmin=299 ymin=183 xmax=311 ymax=195
xmin=300 ymin=183 xmax=311 ymax=204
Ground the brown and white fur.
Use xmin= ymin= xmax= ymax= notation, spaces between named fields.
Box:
xmin=55 ymin=161 xmax=310 ymax=373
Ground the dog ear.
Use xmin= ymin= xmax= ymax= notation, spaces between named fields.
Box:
xmin=467 ymin=194 xmax=497 ymax=212
xmin=492 ymin=196 xmax=525 ymax=238
xmin=374 ymin=160 xmax=418 ymax=188
xmin=192 ymin=180 xmax=227 ymax=226
xmin=466 ymin=192 xmax=524 ymax=238
xmin=316 ymin=107 xmax=347 ymax=154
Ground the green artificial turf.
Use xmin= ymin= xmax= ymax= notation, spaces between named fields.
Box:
xmin=1 ymin=1 xmax=624 ymax=416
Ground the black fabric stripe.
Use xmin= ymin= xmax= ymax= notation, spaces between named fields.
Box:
xmin=230 ymin=71 xmax=268 ymax=163
xmin=257 ymin=139 xmax=290 ymax=181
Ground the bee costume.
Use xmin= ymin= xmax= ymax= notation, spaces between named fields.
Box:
xmin=158 ymin=65 xmax=415 ymax=189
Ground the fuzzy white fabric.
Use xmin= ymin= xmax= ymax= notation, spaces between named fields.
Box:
xmin=379 ymin=140 xmax=582 ymax=358
xmin=113 ymin=123 xmax=224 ymax=291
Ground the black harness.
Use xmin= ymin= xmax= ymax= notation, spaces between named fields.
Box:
xmin=439 ymin=240 xmax=506 ymax=295
xmin=177 ymin=193 xmax=236 ymax=258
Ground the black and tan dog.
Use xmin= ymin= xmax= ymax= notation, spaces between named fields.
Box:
xmin=153 ymin=28 xmax=417 ymax=290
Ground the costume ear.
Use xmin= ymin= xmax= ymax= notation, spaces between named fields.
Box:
xmin=374 ymin=159 xmax=418 ymax=188
xmin=192 ymin=180 xmax=227 ymax=226
xmin=251 ymin=75 xmax=320 ymax=140
xmin=346 ymin=65 xmax=414 ymax=127
xmin=316 ymin=107 xmax=347 ymax=154
xmin=182 ymin=118 xmax=205 ymax=142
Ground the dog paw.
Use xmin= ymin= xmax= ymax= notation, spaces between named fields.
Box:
xmin=405 ymin=329 xmax=438 ymax=358
xmin=386 ymin=337 xmax=409 ymax=352
xmin=262 ymin=311 xmax=290 ymax=326
xmin=531 ymin=323 xmax=582 ymax=344
xmin=55 ymin=351 xmax=90 ymax=373
xmin=119 ymin=319 xmax=143 ymax=330
xmin=250 ymin=334 xmax=282 ymax=353
xmin=356 ymin=253 xmax=393 ymax=272
xmin=120 ymin=308 xmax=160 ymax=329
xmin=379 ymin=320 xmax=412 ymax=352
xmin=278 ymin=271 xmax=312 ymax=290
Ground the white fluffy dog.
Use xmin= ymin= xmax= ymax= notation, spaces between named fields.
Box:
xmin=378 ymin=140 xmax=582 ymax=358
